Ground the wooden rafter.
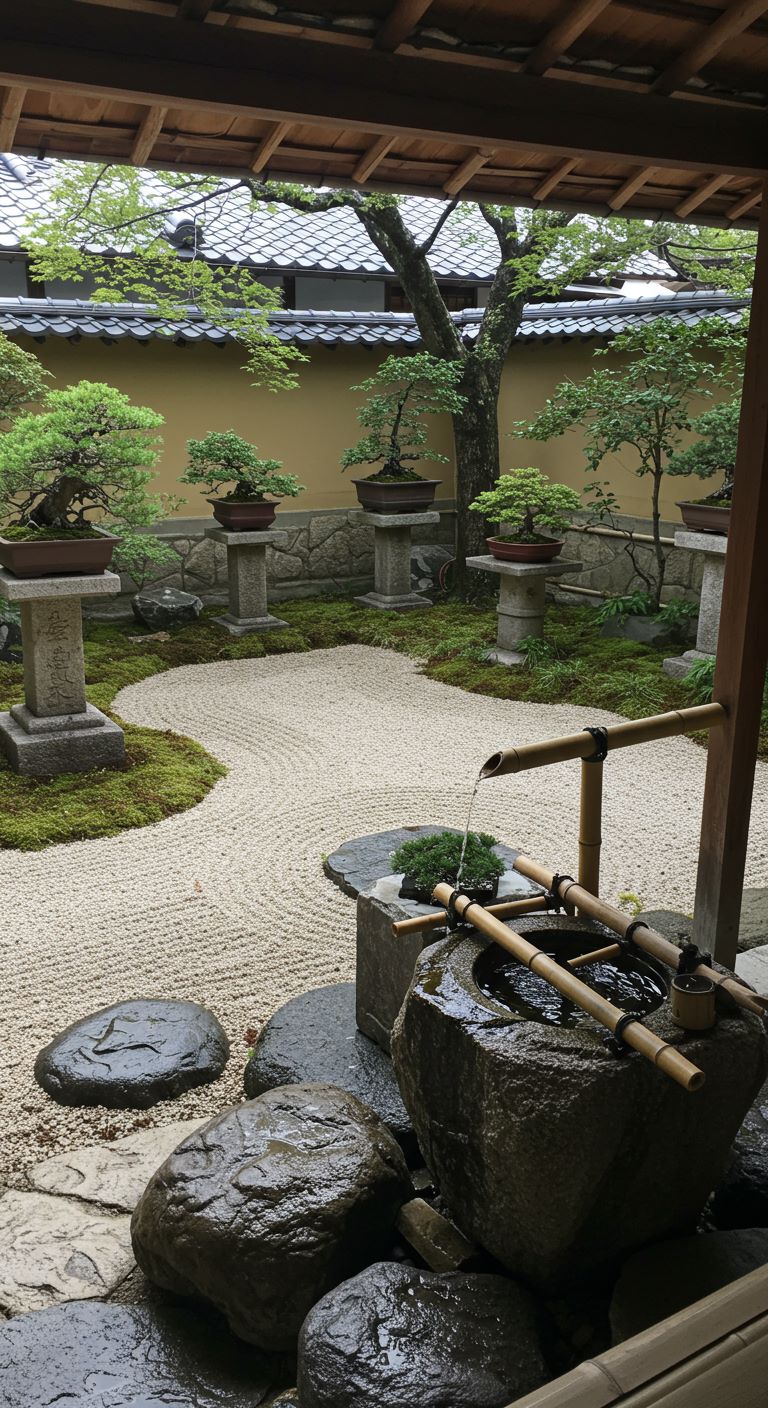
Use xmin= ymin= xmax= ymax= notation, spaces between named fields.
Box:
xmin=532 ymin=156 xmax=578 ymax=202
xmin=653 ymin=0 xmax=768 ymax=95
xmin=443 ymin=148 xmax=495 ymax=197
xmin=177 ymin=0 xmax=216 ymax=19
xmin=526 ymin=0 xmax=615 ymax=76
xmin=0 ymin=85 xmax=25 ymax=149
xmin=728 ymin=185 xmax=763 ymax=219
xmin=376 ymin=0 xmax=434 ymax=52
xmin=130 ymin=104 xmax=167 ymax=165
xmin=608 ymin=164 xmax=656 ymax=210
xmin=352 ymin=134 xmax=396 ymax=184
xmin=250 ymin=120 xmax=291 ymax=175
xmin=675 ymin=172 xmax=732 ymax=218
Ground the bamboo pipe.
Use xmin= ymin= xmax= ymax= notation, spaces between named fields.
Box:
xmin=432 ymin=882 xmax=705 ymax=1092
xmin=480 ymin=703 xmax=726 ymax=779
xmin=513 ymin=855 xmax=768 ymax=1020
xmin=391 ymin=894 xmax=548 ymax=939
xmin=578 ymin=756 xmax=603 ymax=898
xmin=567 ymin=942 xmax=621 ymax=970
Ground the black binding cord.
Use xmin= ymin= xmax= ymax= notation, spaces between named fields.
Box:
xmin=623 ymin=918 xmax=650 ymax=951
xmin=549 ymin=873 xmax=576 ymax=913
xmin=605 ymin=1011 xmax=641 ymax=1058
xmin=444 ymin=889 xmax=463 ymax=932
xmin=583 ymin=725 xmax=609 ymax=763
xmin=678 ymin=941 xmax=713 ymax=975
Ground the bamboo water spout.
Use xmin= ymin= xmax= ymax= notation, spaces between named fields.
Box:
xmin=432 ymin=882 xmax=705 ymax=1092
xmin=391 ymin=893 xmax=548 ymax=939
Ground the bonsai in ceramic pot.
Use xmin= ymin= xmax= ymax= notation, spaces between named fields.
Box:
xmin=182 ymin=429 xmax=305 ymax=531
xmin=668 ymin=397 xmax=738 ymax=536
xmin=341 ymin=352 xmax=465 ymax=513
xmin=469 ymin=467 xmax=582 ymax=563
xmin=391 ymin=829 xmax=506 ymax=906
xmin=0 ymin=380 xmax=173 ymax=578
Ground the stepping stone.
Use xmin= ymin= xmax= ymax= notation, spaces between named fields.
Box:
xmin=30 ymin=1118 xmax=206 ymax=1212
xmin=297 ymin=1261 xmax=550 ymax=1408
xmin=0 ymin=1300 xmax=279 ymax=1407
xmin=736 ymin=944 xmax=768 ymax=995
xmin=244 ymin=983 xmax=417 ymax=1160
xmin=0 ymin=1189 xmax=133 ymax=1315
xmin=324 ymin=826 xmax=521 ymax=901
xmin=35 ymin=998 xmax=229 ymax=1108
xmin=610 ymin=1229 xmax=768 ymax=1343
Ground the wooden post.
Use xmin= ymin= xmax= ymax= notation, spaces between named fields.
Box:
xmin=693 ymin=182 xmax=768 ymax=968
xmin=578 ymin=758 xmax=603 ymax=898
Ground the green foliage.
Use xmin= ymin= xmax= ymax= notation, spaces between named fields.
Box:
xmin=469 ymin=467 xmax=581 ymax=540
xmin=182 ymin=430 xmax=305 ymax=501
xmin=618 ymin=891 xmax=645 ymax=918
xmin=666 ymin=396 xmax=740 ymax=499
xmin=656 ymin=597 xmax=697 ymax=628
xmin=391 ymin=829 xmax=505 ymax=892
xmin=0 ymin=380 xmax=179 ymax=576
xmin=342 ymin=352 xmax=466 ymax=480
xmin=595 ymin=591 xmax=654 ymax=625
xmin=516 ymin=635 xmax=558 ymax=668
xmin=0 ymin=334 xmax=50 ymax=427
xmin=684 ymin=656 xmax=716 ymax=705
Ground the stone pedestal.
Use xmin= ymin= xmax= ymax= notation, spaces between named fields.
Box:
xmin=466 ymin=554 xmax=582 ymax=665
xmin=205 ymin=526 xmax=289 ymax=634
xmin=0 ymin=568 xmax=125 ymax=775
xmin=663 ymin=530 xmax=728 ymax=680
xmin=351 ymin=510 xmax=440 ymax=611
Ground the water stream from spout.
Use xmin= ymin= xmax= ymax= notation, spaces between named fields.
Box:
xmin=455 ymin=771 xmax=482 ymax=893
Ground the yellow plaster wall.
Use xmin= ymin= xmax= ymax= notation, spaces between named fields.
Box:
xmin=17 ymin=333 xmax=713 ymax=522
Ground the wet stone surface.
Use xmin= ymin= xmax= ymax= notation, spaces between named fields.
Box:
xmin=244 ymin=983 xmax=416 ymax=1160
xmin=131 ymin=1083 xmax=412 ymax=1350
xmin=29 ymin=1119 xmax=206 ymax=1212
xmin=610 ymin=1228 xmax=768 ymax=1342
xmin=35 ymin=999 xmax=229 ymax=1109
xmin=712 ymin=1078 xmax=768 ymax=1229
xmin=132 ymin=585 xmax=203 ymax=630
xmin=298 ymin=1261 xmax=550 ymax=1408
xmin=0 ymin=1300 xmax=279 ymax=1407
xmin=0 ymin=1189 xmax=134 ymax=1315
xmin=324 ymin=826 xmax=520 ymax=901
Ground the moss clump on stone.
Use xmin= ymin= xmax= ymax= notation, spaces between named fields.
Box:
xmin=391 ymin=830 xmax=505 ymax=893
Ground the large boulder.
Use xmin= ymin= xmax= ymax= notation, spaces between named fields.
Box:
xmin=132 ymin=585 xmax=203 ymax=630
xmin=35 ymin=999 xmax=229 ymax=1108
xmin=0 ymin=1300 xmax=278 ymax=1407
xmin=131 ymin=1084 xmax=412 ymax=1349
xmin=712 ymin=1079 xmax=768 ymax=1229
xmin=297 ymin=1261 xmax=550 ymax=1408
xmin=610 ymin=1229 xmax=768 ymax=1342
xmin=244 ymin=983 xmax=416 ymax=1160
xmin=392 ymin=920 xmax=768 ymax=1290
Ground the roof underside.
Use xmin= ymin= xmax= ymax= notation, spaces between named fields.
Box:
xmin=1 ymin=1 xmax=768 ymax=229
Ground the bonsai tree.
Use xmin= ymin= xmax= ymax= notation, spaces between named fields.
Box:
xmin=342 ymin=352 xmax=465 ymax=482
xmin=469 ymin=467 xmax=581 ymax=543
xmin=182 ymin=430 xmax=304 ymax=501
xmin=391 ymin=829 xmax=505 ymax=899
xmin=667 ymin=396 xmax=740 ymax=505
xmin=0 ymin=380 xmax=177 ymax=576
xmin=0 ymin=333 xmax=50 ymax=428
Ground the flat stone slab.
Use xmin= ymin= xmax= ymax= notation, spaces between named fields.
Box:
xmin=29 ymin=1118 xmax=206 ymax=1212
xmin=323 ymin=825 xmax=522 ymax=901
xmin=0 ymin=705 xmax=125 ymax=776
xmin=610 ymin=1229 xmax=768 ymax=1343
xmin=741 ymin=889 xmax=768 ymax=951
xmin=0 ymin=1189 xmax=134 ymax=1315
xmin=466 ymin=554 xmax=582 ymax=579
xmin=213 ymin=610 xmax=289 ymax=635
xmin=674 ymin=529 xmax=728 ymax=555
xmin=35 ymin=998 xmax=229 ymax=1109
xmin=736 ymin=944 xmax=768 ymax=993
xmin=205 ymin=525 xmax=290 ymax=547
xmin=0 ymin=1300 xmax=279 ymax=1407
xmin=0 ymin=566 xmax=121 ymax=601
xmin=350 ymin=510 xmax=441 ymax=528
xmin=244 ymin=982 xmax=416 ymax=1159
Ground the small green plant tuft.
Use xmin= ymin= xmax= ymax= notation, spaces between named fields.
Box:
xmin=684 ymin=656 xmax=716 ymax=705
xmin=594 ymin=591 xmax=654 ymax=626
xmin=391 ymin=828 xmax=505 ymax=896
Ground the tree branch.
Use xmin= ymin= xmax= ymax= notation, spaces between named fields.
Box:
xmin=416 ymin=197 xmax=459 ymax=257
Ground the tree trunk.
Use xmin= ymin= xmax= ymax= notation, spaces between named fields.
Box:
xmin=452 ymin=357 xmax=502 ymax=595
xmin=650 ymin=467 xmax=667 ymax=610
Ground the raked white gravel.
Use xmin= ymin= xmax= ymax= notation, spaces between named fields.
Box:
xmin=2 ymin=645 xmax=766 ymax=1184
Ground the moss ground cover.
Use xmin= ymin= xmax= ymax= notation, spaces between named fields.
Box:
xmin=0 ymin=596 xmax=762 ymax=850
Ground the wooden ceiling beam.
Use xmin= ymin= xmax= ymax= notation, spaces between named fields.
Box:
xmin=2 ymin=2 xmax=768 ymax=179
xmin=130 ymin=103 xmax=167 ymax=165
xmin=675 ymin=171 xmax=732 ymax=218
xmin=376 ymin=0 xmax=434 ymax=52
xmin=526 ymin=0 xmax=616 ymax=76
xmin=728 ymin=184 xmax=763 ymax=219
xmin=443 ymin=148 xmax=495 ymax=197
xmin=353 ymin=134 xmax=396 ymax=184
xmin=177 ymin=0 xmax=216 ymax=19
xmin=653 ymin=0 xmax=768 ymax=95
xmin=0 ymin=85 xmax=26 ymax=149
xmin=532 ymin=157 xmax=578 ymax=202
xmin=250 ymin=119 xmax=291 ymax=174
xmin=608 ymin=164 xmax=657 ymax=209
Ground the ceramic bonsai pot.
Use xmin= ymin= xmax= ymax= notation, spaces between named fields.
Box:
xmin=352 ymin=478 xmax=441 ymax=514
xmin=0 ymin=526 xmax=121 ymax=578
xmin=486 ymin=535 xmax=564 ymax=564
xmin=676 ymin=501 xmax=730 ymax=535
xmin=208 ymin=498 xmax=278 ymax=531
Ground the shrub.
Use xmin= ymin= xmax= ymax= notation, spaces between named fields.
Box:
xmin=182 ymin=429 xmax=304 ymax=502
xmin=469 ymin=467 xmax=581 ymax=542
xmin=391 ymin=829 xmax=505 ymax=893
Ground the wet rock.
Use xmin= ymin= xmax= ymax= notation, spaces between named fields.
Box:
xmin=712 ymin=1079 xmax=768 ymax=1229
xmin=268 ymin=1395 xmax=301 ymax=1407
xmin=392 ymin=922 xmax=768 ymax=1290
xmin=324 ymin=826 xmax=521 ymax=901
xmin=29 ymin=1118 xmax=206 ymax=1212
xmin=298 ymin=1261 xmax=550 ymax=1408
xmin=132 ymin=584 xmax=203 ymax=630
xmin=634 ymin=909 xmax=693 ymax=948
xmin=35 ymin=998 xmax=229 ymax=1108
xmin=244 ymin=983 xmax=416 ymax=1159
xmin=411 ymin=543 xmax=453 ymax=594
xmin=131 ymin=1084 xmax=412 ymax=1349
xmin=396 ymin=1197 xmax=478 ymax=1271
xmin=610 ymin=1229 xmax=768 ymax=1342
xmin=0 ymin=1190 xmax=133 ymax=1315
xmin=0 ymin=1300 xmax=278 ymax=1407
